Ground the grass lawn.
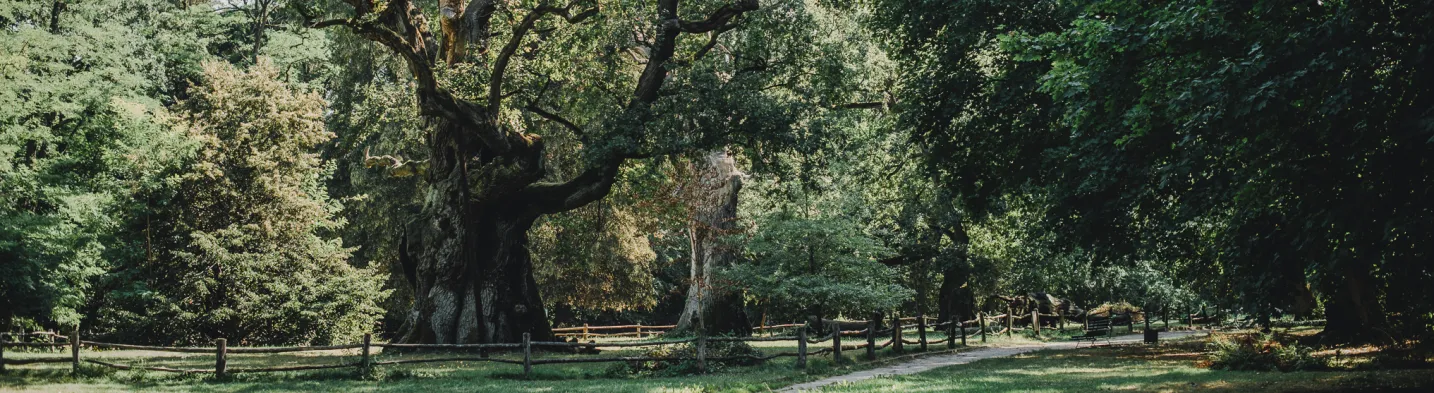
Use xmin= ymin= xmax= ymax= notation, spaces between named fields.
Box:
xmin=0 ymin=331 xmax=1010 ymax=393
xmin=820 ymin=342 xmax=1434 ymax=393
xmin=10 ymin=326 xmax=1414 ymax=392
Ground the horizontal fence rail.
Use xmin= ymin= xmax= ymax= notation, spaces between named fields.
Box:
xmin=1 ymin=307 xmax=1224 ymax=379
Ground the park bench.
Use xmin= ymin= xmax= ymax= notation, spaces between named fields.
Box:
xmin=1072 ymin=317 xmax=1112 ymax=347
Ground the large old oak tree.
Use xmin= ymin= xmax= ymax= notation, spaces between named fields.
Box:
xmin=304 ymin=0 xmax=760 ymax=344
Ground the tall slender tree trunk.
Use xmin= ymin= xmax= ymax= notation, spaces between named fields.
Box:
xmin=675 ymin=150 xmax=750 ymax=336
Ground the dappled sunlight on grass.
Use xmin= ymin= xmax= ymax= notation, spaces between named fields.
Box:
xmin=967 ymin=375 xmax=1013 ymax=384
xmin=0 ymin=338 xmax=970 ymax=392
xmin=824 ymin=345 xmax=1434 ymax=393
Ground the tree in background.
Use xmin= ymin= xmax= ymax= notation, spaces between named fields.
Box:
xmin=673 ymin=150 xmax=748 ymax=335
xmin=867 ymin=0 xmax=1434 ymax=342
xmin=101 ymin=60 xmax=387 ymax=345
xmin=0 ymin=0 xmax=220 ymax=331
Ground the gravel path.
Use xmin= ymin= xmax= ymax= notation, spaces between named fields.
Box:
xmin=778 ymin=330 xmax=1209 ymax=392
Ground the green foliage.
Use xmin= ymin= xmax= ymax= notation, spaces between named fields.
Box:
xmin=607 ymin=339 xmax=765 ymax=377
xmin=729 ymin=205 xmax=912 ymax=320
xmin=0 ymin=0 xmax=216 ymax=328
xmin=531 ymin=203 xmax=660 ymax=311
xmin=1210 ymin=334 xmax=1327 ymax=372
xmin=100 ymin=60 xmax=387 ymax=345
xmin=867 ymin=0 xmax=1434 ymax=339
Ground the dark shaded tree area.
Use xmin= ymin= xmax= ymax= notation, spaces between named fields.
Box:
xmin=867 ymin=0 xmax=1434 ymax=342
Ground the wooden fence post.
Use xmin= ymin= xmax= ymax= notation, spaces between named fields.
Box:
xmin=889 ymin=312 xmax=900 ymax=352
xmin=1033 ymin=310 xmax=1041 ymax=337
xmin=696 ymin=326 xmax=707 ymax=374
xmin=865 ymin=314 xmax=877 ymax=360
xmin=214 ymin=338 xmax=227 ymax=378
xmin=796 ymin=322 xmax=808 ymax=369
xmin=917 ymin=313 xmax=927 ymax=351
xmin=361 ymin=333 xmax=372 ymax=375
xmin=1006 ymin=305 xmax=1013 ymax=338
xmin=831 ymin=323 xmax=842 ymax=361
xmin=70 ymin=326 xmax=80 ymax=375
xmin=582 ymin=323 xmax=589 ymax=341
xmin=946 ymin=316 xmax=957 ymax=349
xmin=522 ymin=332 xmax=532 ymax=379
xmin=636 ymin=325 xmax=643 ymax=339
xmin=980 ymin=312 xmax=987 ymax=343
xmin=959 ymin=314 xmax=967 ymax=347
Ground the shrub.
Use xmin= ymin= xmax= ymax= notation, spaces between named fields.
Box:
xmin=605 ymin=339 xmax=765 ymax=377
xmin=1209 ymin=334 xmax=1327 ymax=372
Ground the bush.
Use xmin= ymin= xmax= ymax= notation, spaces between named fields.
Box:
xmin=1209 ymin=334 xmax=1327 ymax=372
xmin=605 ymin=339 xmax=765 ymax=377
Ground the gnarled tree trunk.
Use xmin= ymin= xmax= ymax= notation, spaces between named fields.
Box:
xmin=316 ymin=0 xmax=759 ymax=344
xmin=674 ymin=150 xmax=750 ymax=336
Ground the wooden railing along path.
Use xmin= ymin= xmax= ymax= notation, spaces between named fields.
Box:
xmin=2 ymin=310 xmax=1243 ymax=379
xmin=0 ymin=315 xmax=986 ymax=379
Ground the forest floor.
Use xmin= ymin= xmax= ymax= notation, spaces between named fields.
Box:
xmin=2 ymin=325 xmax=1431 ymax=392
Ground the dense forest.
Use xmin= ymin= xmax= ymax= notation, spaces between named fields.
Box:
xmin=2 ymin=0 xmax=1430 ymax=350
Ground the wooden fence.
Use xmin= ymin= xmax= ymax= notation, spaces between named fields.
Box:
xmin=551 ymin=324 xmax=676 ymax=339
xmin=1 ymin=309 xmax=1237 ymax=379
xmin=0 ymin=315 xmax=990 ymax=379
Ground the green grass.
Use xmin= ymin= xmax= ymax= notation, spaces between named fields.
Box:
xmin=820 ymin=342 xmax=1434 ymax=393
xmin=8 ymin=328 xmax=1383 ymax=393
xmin=0 ymin=332 xmax=997 ymax=392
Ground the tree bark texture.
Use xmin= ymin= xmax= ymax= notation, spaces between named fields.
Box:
xmin=318 ymin=0 xmax=758 ymax=343
xmin=675 ymin=150 xmax=750 ymax=336
xmin=1320 ymin=261 xmax=1385 ymax=343
xmin=937 ymin=216 xmax=975 ymax=324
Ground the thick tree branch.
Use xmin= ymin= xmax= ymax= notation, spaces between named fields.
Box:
xmin=523 ymin=0 xmax=761 ymax=215
xmin=693 ymin=22 xmax=738 ymax=61
xmin=524 ymin=106 xmax=583 ymax=136
xmin=489 ymin=2 xmax=599 ymax=109
xmin=524 ymin=1 xmax=760 ymax=215
xmin=633 ymin=0 xmax=756 ymax=105
xmin=678 ymin=0 xmax=758 ymax=33
xmin=439 ymin=0 xmax=466 ymax=63
xmin=312 ymin=0 xmax=529 ymax=155
xmin=522 ymin=159 xmax=622 ymax=215
xmin=835 ymin=101 xmax=885 ymax=110
xmin=461 ymin=0 xmax=498 ymax=60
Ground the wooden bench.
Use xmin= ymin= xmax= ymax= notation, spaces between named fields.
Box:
xmin=1072 ymin=318 xmax=1112 ymax=347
